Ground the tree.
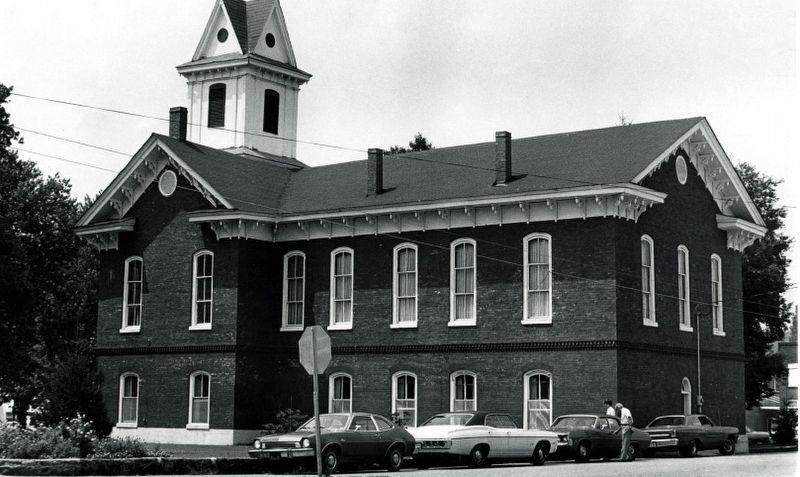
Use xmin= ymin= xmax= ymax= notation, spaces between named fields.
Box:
xmin=388 ymin=132 xmax=433 ymax=154
xmin=617 ymin=113 xmax=633 ymax=126
xmin=737 ymin=162 xmax=793 ymax=408
xmin=771 ymin=400 xmax=798 ymax=445
xmin=0 ymin=84 xmax=104 ymax=431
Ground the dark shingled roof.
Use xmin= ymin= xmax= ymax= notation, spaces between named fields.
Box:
xmin=161 ymin=117 xmax=704 ymax=216
xmin=222 ymin=0 xmax=276 ymax=54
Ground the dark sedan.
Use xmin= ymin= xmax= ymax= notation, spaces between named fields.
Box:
xmin=548 ymin=414 xmax=652 ymax=462
xmin=249 ymin=412 xmax=415 ymax=473
xmin=644 ymin=414 xmax=739 ymax=457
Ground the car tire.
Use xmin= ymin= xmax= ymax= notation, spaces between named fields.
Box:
xmin=719 ymin=438 xmax=736 ymax=456
xmin=679 ymin=440 xmax=698 ymax=458
xmin=576 ymin=441 xmax=591 ymax=463
xmin=386 ymin=445 xmax=404 ymax=472
xmin=321 ymin=447 xmax=340 ymax=474
xmin=628 ymin=444 xmax=637 ymax=462
xmin=531 ymin=443 xmax=547 ymax=466
xmin=468 ymin=445 xmax=490 ymax=468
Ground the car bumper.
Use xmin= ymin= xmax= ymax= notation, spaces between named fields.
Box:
xmin=248 ymin=448 xmax=315 ymax=460
xmin=649 ymin=438 xmax=679 ymax=450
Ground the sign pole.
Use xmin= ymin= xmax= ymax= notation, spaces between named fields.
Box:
xmin=312 ymin=329 xmax=323 ymax=477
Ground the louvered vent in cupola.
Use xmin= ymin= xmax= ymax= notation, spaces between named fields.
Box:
xmin=208 ymin=83 xmax=226 ymax=128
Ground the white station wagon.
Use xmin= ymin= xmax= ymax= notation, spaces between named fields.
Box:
xmin=408 ymin=412 xmax=564 ymax=468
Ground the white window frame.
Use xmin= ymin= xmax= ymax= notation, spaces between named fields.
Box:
xmin=391 ymin=372 xmax=418 ymax=427
xmin=190 ymin=250 xmax=214 ymax=330
xmin=681 ymin=377 xmax=692 ymax=415
xmin=678 ymin=245 xmax=693 ymax=332
xmin=711 ymin=254 xmax=725 ymax=336
xmin=281 ymin=251 xmax=305 ymax=332
xmin=117 ymin=373 xmax=139 ymax=428
xmin=329 ymin=247 xmax=354 ymax=330
xmin=187 ymin=371 xmax=211 ymax=429
xmin=523 ymin=370 xmax=553 ymax=429
xmin=641 ymin=235 xmax=658 ymax=327
xmin=392 ymin=244 xmax=418 ymax=328
xmin=121 ymin=256 xmax=143 ymax=333
xmin=449 ymin=239 xmax=477 ymax=327
xmin=329 ymin=373 xmax=353 ymax=413
xmin=450 ymin=370 xmax=477 ymax=411
xmin=522 ymin=233 xmax=553 ymax=325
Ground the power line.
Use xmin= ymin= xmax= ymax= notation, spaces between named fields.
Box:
xmin=17 ymin=127 xmax=131 ymax=157
xmin=14 ymin=148 xmax=119 ymax=173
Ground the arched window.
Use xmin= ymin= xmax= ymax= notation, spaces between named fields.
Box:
xmin=524 ymin=370 xmax=552 ymax=429
xmin=677 ymin=246 xmax=692 ymax=331
xmin=393 ymin=244 xmax=418 ymax=327
xmin=450 ymin=239 xmax=476 ymax=326
xmin=523 ymin=233 xmax=552 ymax=324
xmin=681 ymin=377 xmax=692 ymax=416
xmin=392 ymin=372 xmax=417 ymax=427
xmin=450 ymin=371 xmax=477 ymax=411
xmin=263 ymin=89 xmax=280 ymax=134
xmin=329 ymin=373 xmax=352 ymax=413
xmin=191 ymin=250 xmax=214 ymax=329
xmin=118 ymin=373 xmax=139 ymax=427
xmin=208 ymin=83 xmax=226 ymax=128
xmin=711 ymin=254 xmax=724 ymax=335
xmin=188 ymin=371 xmax=211 ymax=428
xmin=329 ymin=248 xmax=354 ymax=329
xmin=282 ymin=251 xmax=305 ymax=331
xmin=641 ymin=235 xmax=657 ymax=325
xmin=122 ymin=256 xmax=143 ymax=331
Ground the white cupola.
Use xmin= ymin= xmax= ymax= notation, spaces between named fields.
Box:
xmin=176 ymin=0 xmax=311 ymax=162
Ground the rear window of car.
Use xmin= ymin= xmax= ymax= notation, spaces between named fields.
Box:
xmin=648 ymin=417 xmax=685 ymax=427
xmin=485 ymin=414 xmax=517 ymax=429
xmin=697 ymin=416 xmax=714 ymax=427
xmin=373 ymin=416 xmax=393 ymax=430
xmin=349 ymin=416 xmax=377 ymax=431
xmin=552 ymin=416 xmax=596 ymax=428
xmin=422 ymin=414 xmax=474 ymax=426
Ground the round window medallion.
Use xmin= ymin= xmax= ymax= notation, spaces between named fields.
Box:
xmin=676 ymin=155 xmax=688 ymax=184
xmin=158 ymin=170 xmax=177 ymax=197
xmin=217 ymin=28 xmax=229 ymax=43
xmin=265 ymin=33 xmax=276 ymax=48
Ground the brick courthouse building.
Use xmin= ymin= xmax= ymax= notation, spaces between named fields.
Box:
xmin=75 ymin=0 xmax=766 ymax=444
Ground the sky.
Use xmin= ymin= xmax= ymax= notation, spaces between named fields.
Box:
xmin=2 ymin=0 xmax=798 ymax=307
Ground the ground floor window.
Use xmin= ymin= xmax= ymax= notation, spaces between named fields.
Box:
xmin=189 ymin=372 xmax=210 ymax=427
xmin=330 ymin=373 xmax=352 ymax=413
xmin=118 ymin=373 xmax=138 ymax=426
xmin=524 ymin=370 xmax=552 ymax=429
xmin=392 ymin=372 xmax=417 ymax=427
xmin=681 ymin=377 xmax=692 ymax=415
xmin=450 ymin=371 xmax=476 ymax=411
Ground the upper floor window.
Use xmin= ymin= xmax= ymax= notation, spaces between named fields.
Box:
xmin=122 ymin=256 xmax=143 ymax=332
xmin=392 ymin=372 xmax=417 ymax=427
xmin=641 ymin=235 xmax=657 ymax=326
xmin=282 ymin=252 xmax=305 ymax=331
xmin=524 ymin=370 xmax=552 ymax=429
xmin=191 ymin=250 xmax=213 ymax=330
xmin=118 ymin=373 xmax=139 ymax=427
xmin=329 ymin=248 xmax=354 ymax=330
xmin=263 ymin=89 xmax=280 ymax=134
xmin=392 ymin=244 xmax=418 ymax=328
xmin=450 ymin=239 xmax=476 ymax=326
xmin=523 ymin=233 xmax=552 ymax=324
xmin=678 ymin=246 xmax=692 ymax=331
xmin=711 ymin=254 xmax=725 ymax=336
xmin=329 ymin=373 xmax=352 ymax=413
xmin=208 ymin=83 xmax=226 ymax=128
xmin=450 ymin=371 xmax=476 ymax=411
xmin=188 ymin=371 xmax=211 ymax=428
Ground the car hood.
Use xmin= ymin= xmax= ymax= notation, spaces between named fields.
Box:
xmin=257 ymin=430 xmax=318 ymax=443
xmin=408 ymin=425 xmax=464 ymax=439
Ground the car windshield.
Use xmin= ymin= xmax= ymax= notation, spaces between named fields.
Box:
xmin=298 ymin=414 xmax=349 ymax=431
xmin=422 ymin=413 xmax=474 ymax=426
xmin=551 ymin=416 xmax=596 ymax=428
xmin=647 ymin=416 xmax=685 ymax=427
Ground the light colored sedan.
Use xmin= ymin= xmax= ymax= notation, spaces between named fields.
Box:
xmin=409 ymin=411 xmax=564 ymax=468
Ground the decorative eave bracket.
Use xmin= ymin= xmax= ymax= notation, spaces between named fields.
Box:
xmin=75 ymin=218 xmax=136 ymax=251
xmin=716 ymin=215 xmax=767 ymax=252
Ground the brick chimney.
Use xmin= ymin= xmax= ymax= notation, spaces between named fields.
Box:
xmin=495 ymin=130 xmax=512 ymax=185
xmin=169 ymin=107 xmax=188 ymax=141
xmin=367 ymin=148 xmax=384 ymax=196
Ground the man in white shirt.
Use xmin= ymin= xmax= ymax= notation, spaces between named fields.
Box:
xmin=604 ymin=400 xmax=615 ymax=416
xmin=615 ymin=402 xmax=634 ymax=461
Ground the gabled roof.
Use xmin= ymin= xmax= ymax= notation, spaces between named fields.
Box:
xmin=223 ymin=0 xmax=276 ymax=54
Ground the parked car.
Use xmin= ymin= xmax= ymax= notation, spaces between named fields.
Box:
xmin=548 ymin=414 xmax=652 ymax=462
xmin=643 ymin=414 xmax=739 ymax=457
xmin=248 ymin=412 xmax=415 ymax=474
xmin=745 ymin=426 xmax=771 ymax=447
xmin=408 ymin=411 xmax=563 ymax=468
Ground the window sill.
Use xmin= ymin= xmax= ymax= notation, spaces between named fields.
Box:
xmin=390 ymin=322 xmax=418 ymax=329
xmin=448 ymin=320 xmax=476 ymax=328
xmin=280 ymin=325 xmax=304 ymax=332
xmin=327 ymin=323 xmax=353 ymax=331
xmin=188 ymin=324 xmax=212 ymax=331
xmin=679 ymin=324 xmax=694 ymax=332
xmin=186 ymin=423 xmax=210 ymax=430
xmin=643 ymin=320 xmax=659 ymax=328
xmin=713 ymin=329 xmax=726 ymax=337
xmin=115 ymin=422 xmax=138 ymax=429
xmin=521 ymin=318 xmax=552 ymax=325
xmin=119 ymin=326 xmax=140 ymax=334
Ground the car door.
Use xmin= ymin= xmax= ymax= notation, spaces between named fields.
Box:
xmin=697 ymin=416 xmax=722 ymax=449
xmin=372 ymin=415 xmax=395 ymax=457
xmin=343 ymin=415 xmax=379 ymax=459
xmin=484 ymin=414 xmax=514 ymax=457
xmin=606 ymin=417 xmax=622 ymax=454
xmin=594 ymin=418 xmax=616 ymax=456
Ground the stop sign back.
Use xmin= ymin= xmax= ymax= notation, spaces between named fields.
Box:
xmin=298 ymin=326 xmax=331 ymax=375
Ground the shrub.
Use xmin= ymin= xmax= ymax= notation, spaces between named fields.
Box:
xmin=262 ymin=408 xmax=308 ymax=434
xmin=91 ymin=437 xmax=170 ymax=458
xmin=772 ymin=400 xmax=798 ymax=445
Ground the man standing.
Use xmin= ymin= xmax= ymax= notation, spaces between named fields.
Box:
xmin=615 ymin=402 xmax=634 ymax=461
xmin=604 ymin=400 xmax=615 ymax=416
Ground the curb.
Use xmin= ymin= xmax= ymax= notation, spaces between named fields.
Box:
xmin=0 ymin=457 xmax=269 ymax=476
